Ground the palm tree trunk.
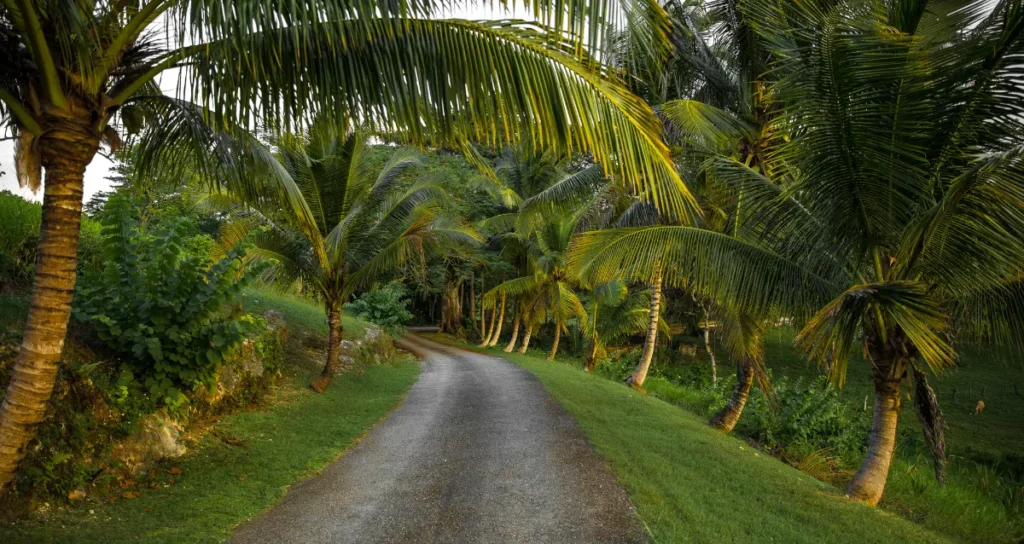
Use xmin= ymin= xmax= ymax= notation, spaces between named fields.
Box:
xmin=470 ymin=274 xmax=477 ymax=337
xmin=441 ymin=279 xmax=464 ymax=336
xmin=585 ymin=340 xmax=599 ymax=373
xmin=504 ymin=311 xmax=521 ymax=353
xmin=487 ymin=294 xmax=506 ymax=347
xmin=479 ymin=303 xmax=496 ymax=347
xmin=846 ymin=362 xmax=905 ymax=505
xmin=626 ymin=268 xmax=662 ymax=390
xmin=0 ymin=127 xmax=98 ymax=493
xmin=517 ymin=324 xmax=533 ymax=354
xmin=310 ymin=307 xmax=343 ymax=393
xmin=703 ymin=307 xmax=717 ymax=387
xmin=709 ymin=357 xmax=754 ymax=432
xmin=547 ymin=325 xmax=561 ymax=360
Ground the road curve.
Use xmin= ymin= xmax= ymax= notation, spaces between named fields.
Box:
xmin=230 ymin=334 xmax=645 ymax=544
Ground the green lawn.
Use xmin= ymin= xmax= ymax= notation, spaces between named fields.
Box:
xmin=425 ymin=336 xmax=949 ymax=543
xmin=0 ymin=290 xmax=420 ymax=543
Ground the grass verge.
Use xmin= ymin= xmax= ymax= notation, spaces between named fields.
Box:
xmin=0 ymin=291 xmax=420 ymax=543
xmin=427 ymin=335 xmax=949 ymax=544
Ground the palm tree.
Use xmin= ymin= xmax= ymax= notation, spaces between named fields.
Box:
xmin=490 ymin=212 xmax=587 ymax=360
xmin=0 ymin=0 xmax=696 ymax=491
xmin=706 ymin=308 xmax=767 ymax=432
xmin=654 ymin=0 xmax=775 ymax=403
xmin=570 ymin=0 xmax=1024 ymax=505
xmin=217 ymin=126 xmax=477 ymax=392
xmin=582 ymin=279 xmax=669 ymax=373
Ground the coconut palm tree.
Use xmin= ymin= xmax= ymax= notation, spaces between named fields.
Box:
xmin=217 ymin=125 xmax=478 ymax=392
xmin=570 ymin=0 xmax=1024 ymax=505
xmin=490 ymin=212 xmax=587 ymax=360
xmin=0 ymin=0 xmax=697 ymax=491
xmin=655 ymin=0 xmax=777 ymax=406
xmin=582 ymin=279 xmax=670 ymax=373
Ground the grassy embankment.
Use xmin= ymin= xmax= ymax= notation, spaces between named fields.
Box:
xmin=426 ymin=331 xmax=1015 ymax=543
xmin=0 ymin=289 xmax=419 ymax=543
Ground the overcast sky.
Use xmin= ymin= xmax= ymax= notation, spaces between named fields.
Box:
xmin=0 ymin=4 xmax=514 ymax=202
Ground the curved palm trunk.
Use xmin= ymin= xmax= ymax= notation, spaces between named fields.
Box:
xmin=626 ymin=268 xmax=662 ymax=390
xmin=517 ymin=324 xmax=533 ymax=354
xmin=709 ymin=357 xmax=754 ymax=432
xmin=478 ymin=305 xmax=494 ymax=346
xmin=503 ymin=311 xmax=521 ymax=353
xmin=846 ymin=360 xmax=906 ymax=505
xmin=547 ymin=325 xmax=561 ymax=360
xmin=704 ymin=308 xmax=717 ymax=387
xmin=487 ymin=294 xmax=506 ymax=347
xmin=310 ymin=307 xmax=343 ymax=393
xmin=0 ymin=127 xmax=98 ymax=493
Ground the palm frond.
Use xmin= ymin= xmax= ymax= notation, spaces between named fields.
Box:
xmin=659 ymin=99 xmax=757 ymax=149
xmin=798 ymin=282 xmax=955 ymax=386
xmin=186 ymin=17 xmax=696 ymax=219
xmin=568 ymin=226 xmax=838 ymax=317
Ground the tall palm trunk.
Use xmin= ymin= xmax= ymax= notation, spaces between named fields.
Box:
xmin=0 ymin=124 xmax=99 ymax=493
xmin=479 ymin=303 xmax=496 ymax=347
xmin=709 ymin=357 xmax=754 ymax=432
xmin=310 ymin=307 xmax=343 ymax=393
xmin=504 ymin=311 xmax=521 ymax=353
xmin=547 ymin=325 xmax=561 ymax=360
xmin=517 ymin=324 xmax=533 ymax=354
xmin=440 ymin=279 xmax=463 ymax=336
xmin=626 ymin=267 xmax=662 ymax=390
xmin=470 ymin=275 xmax=478 ymax=337
xmin=846 ymin=356 xmax=906 ymax=505
xmin=487 ymin=294 xmax=506 ymax=347
xmin=703 ymin=307 xmax=717 ymax=387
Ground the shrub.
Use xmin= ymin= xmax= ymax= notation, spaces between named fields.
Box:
xmin=344 ymin=283 xmax=414 ymax=336
xmin=0 ymin=191 xmax=104 ymax=290
xmin=594 ymin=349 xmax=638 ymax=382
xmin=73 ymin=195 xmax=251 ymax=408
xmin=738 ymin=375 xmax=870 ymax=461
xmin=0 ymin=190 xmax=42 ymax=289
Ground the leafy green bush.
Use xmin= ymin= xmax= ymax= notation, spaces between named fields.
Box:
xmin=344 ymin=283 xmax=414 ymax=336
xmin=594 ymin=350 xmax=638 ymax=382
xmin=0 ymin=191 xmax=104 ymax=289
xmin=738 ymin=375 xmax=869 ymax=460
xmin=77 ymin=217 xmax=103 ymax=269
xmin=73 ymin=195 xmax=251 ymax=407
xmin=0 ymin=191 xmax=42 ymax=289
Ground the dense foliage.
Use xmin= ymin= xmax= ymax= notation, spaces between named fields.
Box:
xmin=0 ymin=191 xmax=101 ymax=290
xmin=344 ymin=283 xmax=415 ymax=337
xmin=739 ymin=376 xmax=869 ymax=461
xmin=73 ymin=195 xmax=251 ymax=407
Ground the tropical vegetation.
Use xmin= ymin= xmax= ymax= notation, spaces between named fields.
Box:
xmin=0 ymin=0 xmax=1022 ymax=540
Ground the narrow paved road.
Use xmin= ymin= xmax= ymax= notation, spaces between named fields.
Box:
xmin=231 ymin=334 xmax=645 ymax=544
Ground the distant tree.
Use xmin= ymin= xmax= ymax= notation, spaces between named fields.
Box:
xmin=218 ymin=125 xmax=478 ymax=392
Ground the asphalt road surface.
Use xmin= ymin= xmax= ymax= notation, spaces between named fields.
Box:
xmin=230 ymin=334 xmax=645 ymax=544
